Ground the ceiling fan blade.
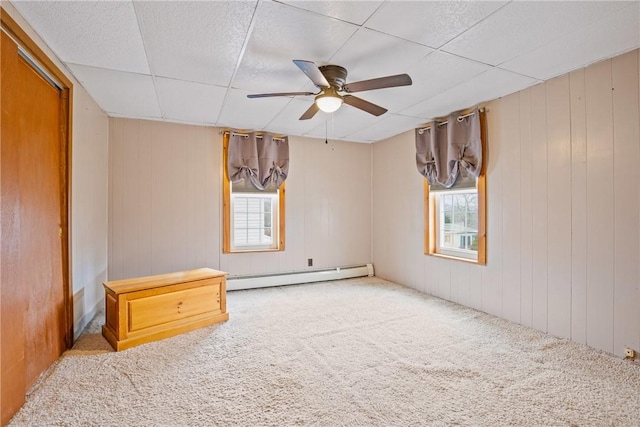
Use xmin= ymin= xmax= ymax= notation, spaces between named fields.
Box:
xmin=343 ymin=73 xmax=412 ymax=93
xmin=343 ymin=95 xmax=387 ymax=116
xmin=299 ymin=103 xmax=320 ymax=120
xmin=293 ymin=60 xmax=330 ymax=89
xmin=247 ymin=91 xmax=315 ymax=99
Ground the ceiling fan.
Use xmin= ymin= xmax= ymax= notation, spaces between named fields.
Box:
xmin=247 ymin=60 xmax=412 ymax=120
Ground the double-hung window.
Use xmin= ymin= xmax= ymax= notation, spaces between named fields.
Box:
xmin=420 ymin=108 xmax=486 ymax=264
xmin=230 ymin=182 xmax=279 ymax=251
xmin=223 ymin=133 xmax=286 ymax=253
xmin=425 ymin=174 xmax=485 ymax=264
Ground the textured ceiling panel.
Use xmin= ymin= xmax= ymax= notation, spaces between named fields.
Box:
xmin=68 ymin=64 xmax=161 ymax=118
xmin=328 ymin=28 xmax=432 ymax=84
xmin=362 ymin=51 xmax=491 ymax=114
xmin=277 ymin=0 xmax=383 ymax=25
xmin=12 ymin=0 xmax=149 ymax=73
xmin=401 ymin=68 xmax=540 ymax=120
xmin=156 ymin=78 xmax=227 ymax=124
xmin=265 ymin=98 xmax=328 ymax=135
xmin=442 ymin=1 xmax=631 ymax=66
xmin=218 ymin=88 xmax=291 ymax=130
xmin=304 ymin=106 xmax=380 ymax=141
xmin=500 ymin=3 xmax=640 ymax=80
xmin=232 ymin=1 xmax=358 ymax=93
xmin=344 ymin=113 xmax=426 ymax=143
xmin=11 ymin=0 xmax=640 ymax=143
xmin=365 ymin=1 xmax=507 ymax=49
xmin=135 ymin=1 xmax=256 ymax=85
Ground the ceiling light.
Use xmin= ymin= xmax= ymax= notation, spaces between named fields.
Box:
xmin=315 ymin=89 xmax=343 ymax=113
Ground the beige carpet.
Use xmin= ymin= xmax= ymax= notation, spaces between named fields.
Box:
xmin=8 ymin=277 xmax=640 ymax=426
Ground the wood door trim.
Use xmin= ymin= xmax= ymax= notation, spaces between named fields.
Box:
xmin=1 ymin=7 xmax=74 ymax=348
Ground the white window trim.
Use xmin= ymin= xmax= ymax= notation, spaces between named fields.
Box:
xmin=230 ymin=191 xmax=279 ymax=252
xmin=434 ymin=189 xmax=478 ymax=261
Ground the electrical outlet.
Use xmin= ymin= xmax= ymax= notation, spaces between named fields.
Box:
xmin=308 ymin=258 xmax=313 ymax=267
xmin=625 ymin=348 xmax=635 ymax=359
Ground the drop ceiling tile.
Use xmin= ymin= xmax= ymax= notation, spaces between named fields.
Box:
xmin=363 ymin=51 xmax=491 ymax=114
xmin=265 ymin=98 xmax=328 ymax=135
xmin=303 ymin=106 xmax=380 ymax=140
xmin=500 ymin=3 xmax=640 ymax=80
xmin=345 ymin=114 xmax=427 ymax=143
xmin=155 ymin=78 xmax=227 ymax=125
xmin=365 ymin=1 xmax=507 ymax=49
xmin=329 ymin=28 xmax=432 ymax=83
xmin=134 ymin=1 xmax=256 ymax=85
xmin=12 ymin=1 xmax=149 ymax=73
xmin=232 ymin=1 xmax=359 ymax=93
xmin=68 ymin=64 xmax=161 ymax=118
xmin=442 ymin=1 xmax=631 ymax=66
xmin=218 ymin=88 xmax=291 ymax=130
xmin=401 ymin=68 xmax=540 ymax=119
xmin=277 ymin=1 xmax=383 ymax=25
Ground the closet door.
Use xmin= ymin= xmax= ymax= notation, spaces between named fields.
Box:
xmin=1 ymin=29 xmax=67 ymax=425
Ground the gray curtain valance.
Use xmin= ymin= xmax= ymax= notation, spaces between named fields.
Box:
xmin=415 ymin=108 xmax=482 ymax=189
xmin=258 ymin=134 xmax=289 ymax=191
xmin=227 ymin=132 xmax=289 ymax=192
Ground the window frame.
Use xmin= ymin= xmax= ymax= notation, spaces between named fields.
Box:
xmin=424 ymin=110 xmax=486 ymax=265
xmin=230 ymin=191 xmax=279 ymax=251
xmin=223 ymin=133 xmax=286 ymax=253
xmin=434 ymin=189 xmax=480 ymax=261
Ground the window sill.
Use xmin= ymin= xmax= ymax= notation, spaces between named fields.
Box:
xmin=224 ymin=248 xmax=284 ymax=254
xmin=427 ymin=252 xmax=485 ymax=266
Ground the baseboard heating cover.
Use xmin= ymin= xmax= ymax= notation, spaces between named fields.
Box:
xmin=226 ymin=264 xmax=374 ymax=291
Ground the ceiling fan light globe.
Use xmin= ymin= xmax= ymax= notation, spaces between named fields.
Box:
xmin=316 ymin=95 xmax=342 ymax=113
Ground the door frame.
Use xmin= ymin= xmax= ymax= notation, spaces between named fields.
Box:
xmin=1 ymin=8 xmax=74 ymax=348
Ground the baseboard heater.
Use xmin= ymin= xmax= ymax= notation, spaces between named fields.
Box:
xmin=226 ymin=263 xmax=374 ymax=291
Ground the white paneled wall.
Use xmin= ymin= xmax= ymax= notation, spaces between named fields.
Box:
xmin=108 ymin=120 xmax=372 ymax=280
xmin=373 ymin=50 xmax=640 ymax=358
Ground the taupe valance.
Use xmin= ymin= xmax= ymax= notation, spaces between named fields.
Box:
xmin=227 ymin=132 xmax=289 ymax=192
xmin=258 ymin=134 xmax=289 ymax=191
xmin=415 ymin=108 xmax=482 ymax=188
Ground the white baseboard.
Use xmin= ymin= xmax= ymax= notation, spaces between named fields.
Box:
xmin=227 ymin=263 xmax=374 ymax=291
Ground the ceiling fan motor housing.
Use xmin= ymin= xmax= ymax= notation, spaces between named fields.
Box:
xmin=319 ymin=65 xmax=348 ymax=90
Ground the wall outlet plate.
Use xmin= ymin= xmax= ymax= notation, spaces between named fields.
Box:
xmin=625 ymin=348 xmax=635 ymax=359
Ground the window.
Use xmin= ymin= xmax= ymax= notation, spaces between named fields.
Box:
xmin=435 ymin=190 xmax=478 ymax=259
xmin=223 ymin=133 xmax=285 ymax=253
xmin=425 ymin=179 xmax=485 ymax=264
xmin=231 ymin=190 xmax=278 ymax=250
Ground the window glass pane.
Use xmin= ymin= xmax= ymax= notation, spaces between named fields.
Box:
xmin=436 ymin=189 xmax=478 ymax=259
xmin=231 ymin=192 xmax=277 ymax=250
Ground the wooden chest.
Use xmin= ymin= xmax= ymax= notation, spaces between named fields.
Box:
xmin=102 ymin=268 xmax=229 ymax=351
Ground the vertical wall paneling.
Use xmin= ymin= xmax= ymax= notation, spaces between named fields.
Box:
xmin=500 ymin=93 xmax=522 ymax=324
xmin=585 ymin=59 xmax=615 ymax=354
xmin=150 ymin=123 xmax=174 ymax=275
xmin=137 ymin=120 xmax=154 ymax=276
xmin=371 ymin=48 xmax=640 ymax=357
xmin=111 ymin=120 xmax=372 ymax=281
xmin=519 ymin=89 xmax=534 ymax=328
xmin=481 ymin=99 xmax=503 ymax=317
xmin=438 ymin=258 xmax=452 ymax=301
xmin=530 ymin=83 xmax=549 ymax=333
xmin=121 ymin=120 xmax=141 ymax=279
xmin=545 ymin=75 xmax=572 ymax=339
xmin=612 ymin=51 xmax=640 ymax=355
xmin=108 ymin=120 xmax=124 ymax=280
xmin=569 ymin=69 xmax=588 ymax=345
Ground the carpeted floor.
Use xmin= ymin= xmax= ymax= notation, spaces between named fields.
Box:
xmin=8 ymin=277 xmax=640 ymax=426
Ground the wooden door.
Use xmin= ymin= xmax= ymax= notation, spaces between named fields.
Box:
xmin=1 ymin=29 xmax=68 ymax=424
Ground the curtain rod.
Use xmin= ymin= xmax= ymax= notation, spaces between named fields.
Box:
xmin=221 ymin=130 xmax=286 ymax=142
xmin=417 ymin=108 xmax=485 ymax=134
